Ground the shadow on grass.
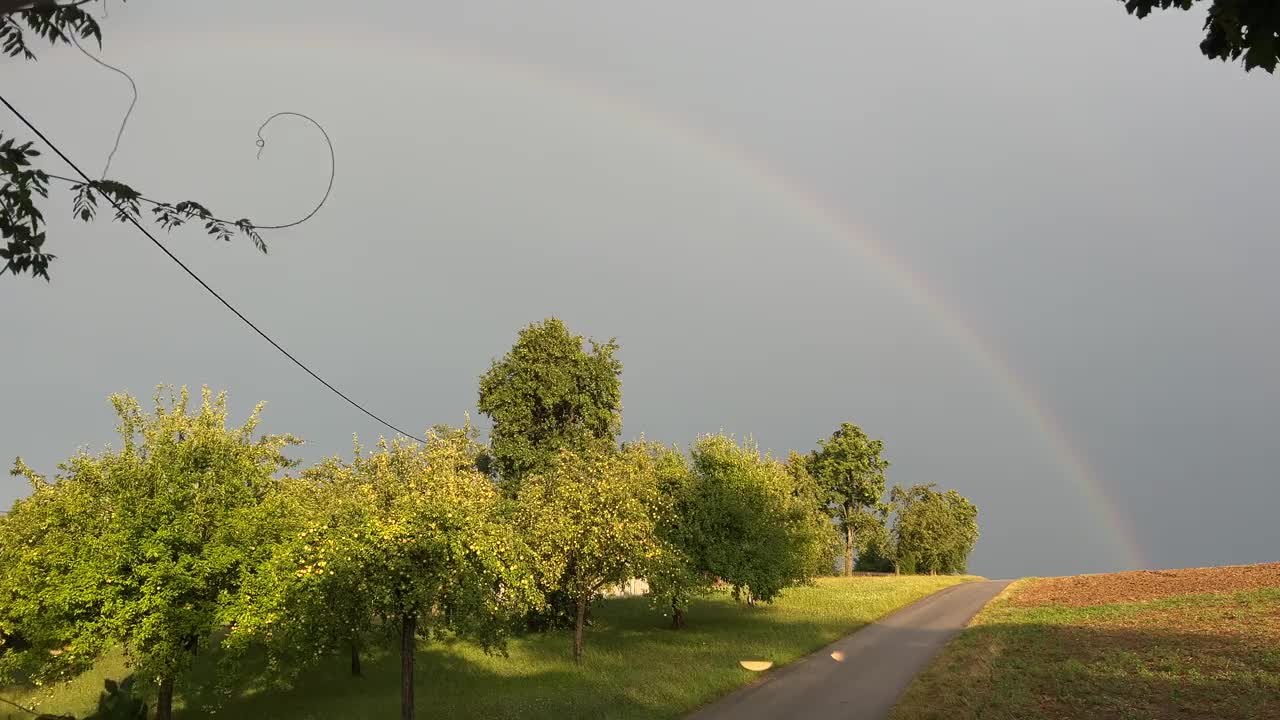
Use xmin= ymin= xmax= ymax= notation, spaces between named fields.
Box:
xmin=894 ymin=621 xmax=1280 ymax=720
xmin=5 ymin=581 xmax=960 ymax=720
xmin=167 ymin=596 xmax=855 ymax=720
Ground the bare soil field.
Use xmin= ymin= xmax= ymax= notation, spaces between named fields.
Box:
xmin=1010 ymin=561 xmax=1280 ymax=607
xmin=892 ymin=562 xmax=1280 ymax=720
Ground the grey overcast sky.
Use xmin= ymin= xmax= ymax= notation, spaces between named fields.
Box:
xmin=3 ymin=0 xmax=1277 ymax=579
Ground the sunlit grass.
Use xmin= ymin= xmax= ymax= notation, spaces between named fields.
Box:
xmin=3 ymin=575 xmax=973 ymax=719
xmin=892 ymin=580 xmax=1280 ymax=720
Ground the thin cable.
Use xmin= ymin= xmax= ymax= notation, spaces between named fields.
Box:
xmin=1 ymin=93 xmax=425 ymax=444
xmin=70 ymin=32 xmax=135 ymax=179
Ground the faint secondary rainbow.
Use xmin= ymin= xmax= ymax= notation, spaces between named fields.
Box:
xmin=171 ymin=29 xmax=1149 ymax=571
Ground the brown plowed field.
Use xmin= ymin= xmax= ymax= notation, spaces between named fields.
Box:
xmin=893 ymin=562 xmax=1280 ymax=720
xmin=1010 ymin=561 xmax=1280 ymax=607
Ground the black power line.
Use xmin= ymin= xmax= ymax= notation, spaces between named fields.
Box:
xmin=1 ymin=93 xmax=426 ymax=444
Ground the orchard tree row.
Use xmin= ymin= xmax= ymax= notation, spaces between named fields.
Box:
xmin=0 ymin=318 xmax=978 ymax=720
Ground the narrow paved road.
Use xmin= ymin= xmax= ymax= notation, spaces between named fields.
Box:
xmin=687 ymin=580 xmax=1011 ymax=720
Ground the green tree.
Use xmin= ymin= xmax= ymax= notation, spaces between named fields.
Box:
xmin=233 ymin=428 xmax=540 ymax=720
xmin=224 ymin=456 xmax=375 ymax=680
xmin=640 ymin=441 xmax=705 ymax=629
xmin=517 ymin=446 xmax=663 ymax=661
xmin=783 ymin=451 xmax=843 ymax=577
xmin=1119 ymin=1 xmax=1280 ymax=73
xmin=0 ymin=387 xmax=299 ymax=720
xmin=477 ymin=318 xmax=622 ymax=488
xmin=889 ymin=483 xmax=980 ymax=575
xmin=807 ymin=422 xmax=890 ymax=576
xmin=852 ymin=512 xmax=896 ymax=573
xmin=686 ymin=434 xmax=827 ymax=606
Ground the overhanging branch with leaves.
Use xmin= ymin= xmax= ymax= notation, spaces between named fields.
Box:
xmin=0 ymin=0 xmax=336 ymax=279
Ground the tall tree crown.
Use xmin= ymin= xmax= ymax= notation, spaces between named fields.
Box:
xmin=477 ymin=318 xmax=622 ymax=486
xmin=808 ymin=422 xmax=890 ymax=510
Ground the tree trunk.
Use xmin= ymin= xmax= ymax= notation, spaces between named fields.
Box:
xmin=671 ymin=599 xmax=686 ymax=630
xmin=350 ymin=639 xmax=362 ymax=677
xmin=156 ymin=676 xmax=174 ymax=720
xmin=844 ymin=503 xmax=855 ymax=576
xmin=400 ymin=614 xmax=416 ymax=720
xmin=573 ymin=594 xmax=588 ymax=663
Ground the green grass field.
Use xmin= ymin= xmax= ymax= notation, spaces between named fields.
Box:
xmin=3 ymin=575 xmax=972 ymax=719
xmin=893 ymin=576 xmax=1280 ymax=720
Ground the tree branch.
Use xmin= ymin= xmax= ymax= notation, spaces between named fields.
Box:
xmin=0 ymin=0 xmax=95 ymax=16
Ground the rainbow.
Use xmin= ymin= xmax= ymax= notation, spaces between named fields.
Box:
xmin=139 ymin=28 xmax=1150 ymax=571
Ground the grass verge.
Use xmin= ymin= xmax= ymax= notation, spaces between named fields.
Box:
xmin=893 ymin=568 xmax=1280 ymax=720
xmin=4 ymin=575 xmax=972 ymax=719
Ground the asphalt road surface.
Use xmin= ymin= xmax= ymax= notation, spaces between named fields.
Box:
xmin=687 ymin=580 xmax=1012 ymax=720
